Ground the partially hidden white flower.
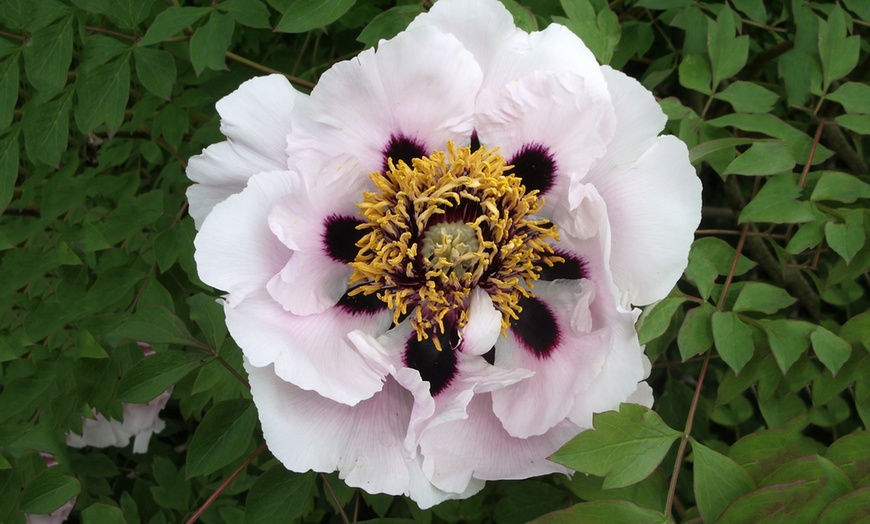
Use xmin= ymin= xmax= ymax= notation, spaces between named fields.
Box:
xmin=25 ymin=454 xmax=76 ymax=524
xmin=66 ymin=388 xmax=172 ymax=454
xmin=188 ymin=0 xmax=701 ymax=508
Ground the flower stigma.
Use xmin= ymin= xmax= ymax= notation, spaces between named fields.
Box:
xmin=349 ymin=142 xmax=563 ymax=349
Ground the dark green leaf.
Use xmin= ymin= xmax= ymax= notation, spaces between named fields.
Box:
xmin=825 ymin=209 xmax=866 ymax=264
xmin=707 ymin=113 xmax=833 ymax=165
xmin=218 ymin=0 xmax=272 ymax=28
xmin=139 ymin=7 xmax=211 ymax=46
xmin=689 ymin=137 xmax=754 ymax=165
xmin=22 ymin=16 xmax=73 ymax=92
xmin=134 ymin=47 xmax=176 ymax=99
xmin=494 ymin=481 xmax=566 ymax=524
xmin=826 ymin=432 xmax=870 ymax=488
xmin=818 ymin=5 xmax=860 ymax=90
xmin=761 ymin=319 xmax=815 ymax=374
xmin=818 ymin=488 xmax=870 ymax=523
xmin=810 ymin=327 xmax=851 ymax=375
xmin=357 ymin=5 xmax=425 ymax=48
xmin=531 ymin=500 xmax=668 ymax=524
xmin=731 ymin=0 xmax=766 ymax=23
xmin=566 ymin=470 xmax=667 ymax=512
xmin=638 ymin=297 xmax=684 ymax=344
xmin=714 ymin=81 xmax=778 ymax=113
xmin=707 ymin=6 xmax=749 ymax=86
xmin=81 ymin=503 xmax=126 ymax=524
xmin=275 ymin=0 xmax=356 ymax=33
xmin=723 ymin=141 xmax=795 ymax=176
xmin=104 ymin=0 xmax=154 ymax=29
xmin=21 ymin=89 xmax=72 ymax=166
xmin=712 ymin=311 xmax=754 ymax=373
xmin=836 ymin=114 xmax=870 ymax=135
xmin=678 ymin=303 xmax=714 ymax=360
xmin=245 ymin=469 xmax=315 ymax=524
xmin=0 ymin=51 xmax=19 ymax=128
xmin=187 ymin=293 xmax=226 ymax=350
xmin=117 ymin=351 xmax=205 ymax=402
xmin=827 ymin=82 xmax=870 ymax=114
xmin=75 ymin=54 xmax=131 ymax=133
xmin=107 ymin=304 xmax=203 ymax=349
xmin=550 ymin=404 xmax=680 ymax=489
xmin=186 ymin=399 xmax=257 ymax=477
xmin=20 ymin=467 xmax=80 ymax=514
xmin=739 ymin=174 xmax=815 ymax=224
xmin=811 ymin=171 xmax=870 ymax=203
xmin=0 ymin=129 xmax=18 ymax=211
xmin=733 ymin=282 xmax=796 ymax=314
xmin=190 ymin=13 xmax=234 ymax=74
xmin=691 ymin=438 xmax=755 ymax=522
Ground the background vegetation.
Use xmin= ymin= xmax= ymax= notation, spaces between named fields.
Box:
xmin=1 ymin=0 xmax=868 ymax=522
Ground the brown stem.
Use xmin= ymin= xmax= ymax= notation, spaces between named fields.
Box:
xmin=186 ymin=442 xmax=268 ymax=524
xmin=320 ymin=473 xmax=351 ymax=524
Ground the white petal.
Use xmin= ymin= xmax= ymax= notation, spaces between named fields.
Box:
xmin=229 ymin=290 xmax=391 ymax=406
xmin=476 ymin=69 xmax=615 ymax=198
xmin=461 ymin=287 xmax=503 ymax=356
xmin=187 ymin=75 xmax=299 ymax=228
xmin=246 ymin=362 xmax=414 ymax=497
xmin=287 ymin=25 xmax=481 ymax=175
xmin=589 ymin=136 xmax=701 ymax=306
xmin=267 ymin=252 xmax=352 ymax=316
xmin=194 ymin=171 xmax=297 ymax=306
xmin=490 ymin=280 xmax=610 ymax=438
xmin=216 ymin=74 xmax=299 ymax=160
xmin=418 ymin=394 xmax=574 ymax=493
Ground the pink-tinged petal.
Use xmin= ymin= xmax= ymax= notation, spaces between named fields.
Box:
xmin=589 ymin=136 xmax=701 ymax=306
xmin=194 ymin=171 xmax=297 ymax=306
xmin=267 ymin=251 xmax=352 ymax=316
xmin=476 ymin=70 xmax=615 ymax=199
xmin=245 ymin=362 xmax=413 ymax=496
xmin=418 ymin=394 xmax=574 ymax=493
xmin=461 ymin=287 xmax=503 ymax=356
xmin=230 ymin=289 xmax=391 ymax=406
xmin=215 ymin=74 xmax=299 ymax=161
xmin=287 ymin=25 xmax=481 ymax=176
xmin=66 ymin=412 xmax=129 ymax=449
xmin=187 ymin=75 xmax=299 ymax=227
xmin=490 ymin=280 xmax=611 ymax=438
xmin=406 ymin=0 xmax=521 ymax=82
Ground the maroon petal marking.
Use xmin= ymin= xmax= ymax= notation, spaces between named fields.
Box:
xmin=404 ymin=328 xmax=458 ymax=396
xmin=540 ymin=250 xmax=587 ymax=281
xmin=508 ymin=143 xmax=556 ymax=195
xmin=323 ymin=215 xmax=364 ymax=263
xmin=382 ymin=134 xmax=426 ymax=172
xmin=511 ymin=296 xmax=560 ymax=359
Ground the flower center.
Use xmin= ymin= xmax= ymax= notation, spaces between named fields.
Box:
xmin=349 ymin=142 xmax=561 ymax=349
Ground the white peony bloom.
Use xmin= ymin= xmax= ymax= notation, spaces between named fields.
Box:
xmin=188 ymin=0 xmax=701 ymax=508
xmin=67 ymin=388 xmax=172 ymax=454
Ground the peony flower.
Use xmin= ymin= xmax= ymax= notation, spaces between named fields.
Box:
xmin=189 ymin=0 xmax=701 ymax=508
xmin=66 ymin=388 xmax=172 ymax=454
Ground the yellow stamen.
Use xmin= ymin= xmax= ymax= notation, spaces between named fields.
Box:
xmin=349 ymin=142 xmax=562 ymax=346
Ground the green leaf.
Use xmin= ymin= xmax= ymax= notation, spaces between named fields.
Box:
xmin=723 ymin=141 xmax=795 ymax=176
xmin=190 ymin=13 xmax=234 ymax=74
xmin=840 ymin=312 xmax=870 ymax=350
xmin=811 ymin=171 xmax=870 ymax=203
xmin=731 ymin=0 xmax=766 ymax=24
xmin=835 ymin=113 xmax=870 ymax=135
xmin=275 ymin=0 xmax=356 ymax=33
xmin=707 ymin=6 xmax=749 ymax=86
xmin=638 ymin=297 xmax=685 ymax=344
xmin=827 ymin=82 xmax=870 ymax=114
xmin=0 ymin=51 xmax=20 ymax=128
xmin=825 ymin=209 xmax=866 ymax=264
xmin=81 ymin=503 xmax=126 ymax=524
xmin=22 ymin=16 xmax=73 ymax=92
xmin=357 ymin=5 xmax=425 ymax=48
xmin=707 ymin=113 xmax=833 ymax=165
xmin=550 ymin=404 xmax=680 ymax=489
xmin=712 ymin=311 xmax=754 ymax=373
xmin=811 ymin=327 xmax=851 ymax=375
xmin=678 ymin=303 xmax=714 ymax=360
xmin=498 ymin=0 xmax=538 ymax=32
xmin=139 ymin=7 xmax=211 ymax=46
xmin=75 ymin=54 xmax=131 ymax=133
xmin=187 ymin=293 xmax=226 ymax=350
xmin=134 ymin=47 xmax=176 ymax=99
xmin=818 ymin=488 xmax=870 ymax=523
xmin=21 ymin=89 xmax=72 ymax=166
xmin=739 ymin=174 xmax=815 ymax=224
xmin=107 ymin=304 xmax=204 ymax=349
xmin=0 ymin=129 xmax=18 ymax=212
xmin=494 ymin=481 xmax=566 ymax=524
xmin=566 ymin=470 xmax=667 ymax=512
xmin=689 ymin=138 xmax=755 ymax=166
xmin=556 ymin=1 xmax=620 ymax=64
xmin=117 ymin=351 xmax=205 ymax=402
xmin=818 ymin=5 xmax=860 ymax=91
xmin=714 ymin=81 xmax=778 ymax=113
xmin=691 ymin=439 xmax=756 ymax=523
xmin=20 ymin=467 xmax=80 ymax=514
xmin=186 ymin=399 xmax=257 ymax=477
xmin=217 ymin=0 xmax=271 ymax=28
xmin=826 ymin=431 xmax=870 ymax=487
xmin=761 ymin=319 xmax=815 ymax=374
xmin=678 ymin=54 xmax=711 ymax=95
xmin=733 ymin=282 xmax=797 ymax=314
xmin=531 ymin=500 xmax=668 ymax=524
xmin=245 ymin=469 xmax=315 ymax=524
xmin=103 ymin=0 xmax=154 ymax=29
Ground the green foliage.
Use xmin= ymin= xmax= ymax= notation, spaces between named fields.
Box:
xmin=1 ymin=0 xmax=867 ymax=522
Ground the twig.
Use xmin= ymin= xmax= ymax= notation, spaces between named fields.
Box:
xmin=186 ymin=442 xmax=268 ymax=524
xmin=320 ymin=473 xmax=351 ymax=524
